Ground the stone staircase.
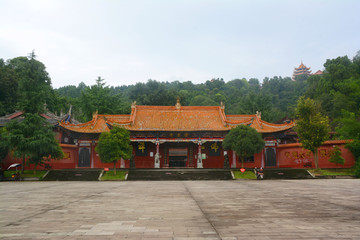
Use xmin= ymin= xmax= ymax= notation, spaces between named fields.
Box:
xmin=127 ymin=169 xmax=233 ymax=181
xmin=42 ymin=169 xmax=102 ymax=181
xmin=263 ymin=168 xmax=314 ymax=179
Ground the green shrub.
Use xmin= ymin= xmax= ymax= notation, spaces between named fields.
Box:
xmin=355 ymin=158 xmax=360 ymax=178
xmin=346 ymin=139 xmax=360 ymax=159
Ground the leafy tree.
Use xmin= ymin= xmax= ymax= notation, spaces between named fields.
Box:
xmin=328 ymin=146 xmax=345 ymax=171
xmin=189 ymin=95 xmax=218 ymax=106
xmin=248 ymin=78 xmax=260 ymax=91
xmin=95 ymin=127 xmax=132 ymax=175
xmin=335 ymin=110 xmax=360 ymax=140
xmin=0 ymin=59 xmax=19 ymax=115
xmin=8 ymin=52 xmax=53 ymax=114
xmin=222 ymin=125 xmax=265 ymax=168
xmin=56 ymin=82 xmax=88 ymax=98
xmin=294 ymin=74 xmax=310 ymax=82
xmin=79 ymin=77 xmax=129 ymax=121
xmin=339 ymin=111 xmax=360 ymax=177
xmin=238 ymin=93 xmax=278 ymax=122
xmin=6 ymin=113 xmax=64 ymax=173
xmin=295 ymin=97 xmax=330 ymax=169
xmin=0 ymin=127 xmax=9 ymax=163
xmin=306 ymin=53 xmax=360 ymax=120
xmin=127 ymin=79 xmax=177 ymax=106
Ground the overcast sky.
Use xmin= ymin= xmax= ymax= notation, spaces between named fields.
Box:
xmin=1 ymin=0 xmax=359 ymax=89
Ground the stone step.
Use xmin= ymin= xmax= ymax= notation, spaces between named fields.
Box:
xmin=43 ymin=169 xmax=102 ymax=181
xmin=127 ymin=169 xmax=233 ymax=181
xmin=262 ymin=168 xmax=314 ymax=179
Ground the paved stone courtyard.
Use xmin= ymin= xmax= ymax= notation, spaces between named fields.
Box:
xmin=0 ymin=179 xmax=360 ymax=240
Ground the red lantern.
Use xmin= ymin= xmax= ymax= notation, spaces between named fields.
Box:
xmin=240 ymin=168 xmax=246 ymax=173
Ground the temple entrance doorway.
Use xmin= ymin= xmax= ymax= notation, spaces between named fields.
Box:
xmin=265 ymin=148 xmax=276 ymax=167
xmin=168 ymin=148 xmax=188 ymax=167
xmin=79 ymin=148 xmax=91 ymax=167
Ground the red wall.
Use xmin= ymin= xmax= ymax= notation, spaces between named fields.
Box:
xmin=277 ymin=141 xmax=355 ymax=168
xmin=133 ymin=143 xmax=156 ymax=168
xmin=1 ymin=144 xmax=78 ymax=170
xmin=202 ymin=142 xmax=224 ymax=168
xmin=2 ymin=140 xmax=355 ymax=171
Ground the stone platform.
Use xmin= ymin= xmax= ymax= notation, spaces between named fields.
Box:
xmin=1 ymin=179 xmax=360 ymax=239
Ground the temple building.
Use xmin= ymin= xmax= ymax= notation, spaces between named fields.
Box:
xmin=292 ymin=62 xmax=312 ymax=81
xmin=56 ymin=101 xmax=295 ymax=169
xmin=313 ymin=70 xmax=324 ymax=76
xmin=1 ymin=101 xmax=356 ymax=170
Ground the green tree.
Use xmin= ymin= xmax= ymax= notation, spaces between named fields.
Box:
xmin=0 ymin=127 xmax=10 ymax=163
xmin=295 ymin=97 xmax=330 ymax=169
xmin=306 ymin=53 xmax=360 ymax=120
xmin=335 ymin=110 xmax=360 ymax=140
xmin=0 ymin=59 xmax=19 ymax=115
xmin=8 ymin=52 xmax=53 ymax=114
xmin=80 ymin=77 xmax=129 ymax=121
xmin=95 ymin=127 xmax=132 ymax=175
xmin=6 ymin=113 xmax=64 ymax=173
xmin=336 ymin=109 xmax=360 ymax=177
xmin=189 ymin=95 xmax=218 ymax=106
xmin=238 ymin=93 xmax=279 ymax=122
xmin=127 ymin=79 xmax=177 ymax=106
xmin=222 ymin=125 xmax=265 ymax=168
xmin=328 ymin=146 xmax=345 ymax=171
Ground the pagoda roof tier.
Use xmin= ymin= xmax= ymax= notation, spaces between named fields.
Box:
xmin=292 ymin=62 xmax=312 ymax=81
xmin=59 ymin=105 xmax=294 ymax=134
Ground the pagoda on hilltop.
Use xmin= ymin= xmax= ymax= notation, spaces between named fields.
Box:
xmin=292 ymin=62 xmax=312 ymax=81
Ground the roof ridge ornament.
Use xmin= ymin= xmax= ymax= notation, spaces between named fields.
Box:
xmin=92 ymin=110 xmax=98 ymax=119
xmin=131 ymin=101 xmax=136 ymax=108
xmin=256 ymin=111 xmax=263 ymax=129
xmin=220 ymin=101 xmax=225 ymax=110
xmin=256 ymin=111 xmax=261 ymax=120
xmin=175 ymin=96 xmax=181 ymax=109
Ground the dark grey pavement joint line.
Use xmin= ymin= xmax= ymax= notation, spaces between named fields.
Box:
xmin=0 ymin=180 xmax=360 ymax=239
xmin=182 ymin=182 xmax=222 ymax=239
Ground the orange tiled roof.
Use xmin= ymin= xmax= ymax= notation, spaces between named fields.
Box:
xmin=59 ymin=114 xmax=131 ymax=133
xmin=59 ymin=105 xmax=294 ymax=134
xmin=313 ymin=70 xmax=323 ymax=75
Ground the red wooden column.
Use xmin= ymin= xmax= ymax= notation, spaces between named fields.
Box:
xmin=154 ymin=140 xmax=160 ymax=168
xmin=197 ymin=140 xmax=203 ymax=168
xmin=231 ymin=150 xmax=236 ymax=168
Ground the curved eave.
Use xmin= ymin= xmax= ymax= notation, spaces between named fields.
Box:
xmin=59 ymin=125 xmax=110 ymax=134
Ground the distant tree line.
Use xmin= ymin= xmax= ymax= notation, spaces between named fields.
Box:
xmin=53 ymin=76 xmax=307 ymax=123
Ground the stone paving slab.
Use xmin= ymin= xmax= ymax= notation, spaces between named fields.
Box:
xmin=0 ymin=179 xmax=359 ymax=239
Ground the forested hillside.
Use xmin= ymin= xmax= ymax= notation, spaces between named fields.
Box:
xmin=1 ymin=52 xmax=359 ymax=128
